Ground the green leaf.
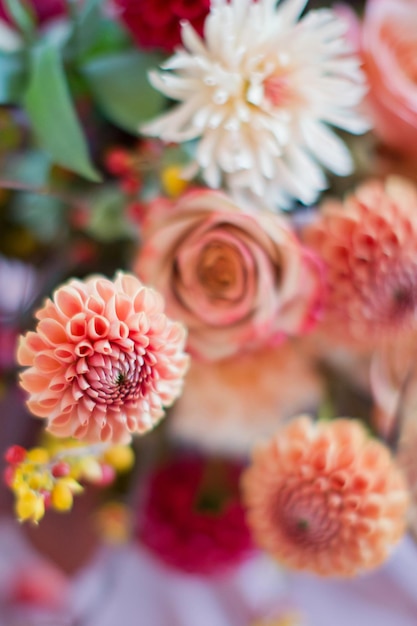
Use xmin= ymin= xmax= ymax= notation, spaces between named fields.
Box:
xmin=3 ymin=0 xmax=35 ymax=38
xmin=78 ymin=0 xmax=106 ymax=22
xmin=81 ymin=50 xmax=166 ymax=133
xmin=3 ymin=148 xmax=51 ymax=185
xmin=67 ymin=0 xmax=129 ymax=62
xmin=13 ymin=192 xmax=66 ymax=243
xmin=24 ymin=43 xmax=101 ymax=182
xmin=0 ymin=52 xmax=26 ymax=103
xmin=86 ymin=186 xmax=133 ymax=242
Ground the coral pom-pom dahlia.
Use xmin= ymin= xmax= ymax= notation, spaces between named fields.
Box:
xmin=305 ymin=176 xmax=417 ymax=343
xmin=17 ymin=273 xmax=189 ymax=443
xmin=242 ymin=416 xmax=409 ymax=577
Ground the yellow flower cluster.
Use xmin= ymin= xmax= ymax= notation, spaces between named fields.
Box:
xmin=251 ymin=613 xmax=304 ymax=626
xmin=5 ymin=439 xmax=135 ymax=524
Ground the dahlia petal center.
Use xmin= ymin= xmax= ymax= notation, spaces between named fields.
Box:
xmin=275 ymin=485 xmax=340 ymax=549
xmin=75 ymin=346 xmax=154 ymax=407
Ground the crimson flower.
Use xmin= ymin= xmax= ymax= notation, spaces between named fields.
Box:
xmin=113 ymin=0 xmax=210 ymax=52
xmin=136 ymin=456 xmax=255 ymax=575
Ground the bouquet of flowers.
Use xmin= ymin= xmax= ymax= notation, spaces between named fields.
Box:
xmin=1 ymin=0 xmax=417 ymax=623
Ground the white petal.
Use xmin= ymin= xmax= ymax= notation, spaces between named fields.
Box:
xmin=286 ymin=143 xmax=327 ymax=190
xmin=277 ymin=0 xmax=309 ymax=25
xmin=301 ymin=118 xmax=353 ymax=176
xmin=148 ymin=71 xmax=199 ymax=100
xmin=180 ymin=21 xmax=207 ymax=56
xmin=325 ymin=110 xmax=372 ymax=135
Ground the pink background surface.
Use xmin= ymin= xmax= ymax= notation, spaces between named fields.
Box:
xmin=1 ymin=517 xmax=416 ymax=625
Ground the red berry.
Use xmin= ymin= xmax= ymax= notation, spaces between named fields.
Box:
xmin=97 ymin=463 xmax=116 ymax=487
xmin=3 ymin=465 xmax=15 ymax=487
xmin=39 ymin=490 xmax=52 ymax=509
xmin=105 ymin=149 xmax=132 ymax=176
xmin=120 ymin=175 xmax=141 ymax=195
xmin=4 ymin=445 xmax=26 ymax=465
xmin=51 ymin=462 xmax=70 ymax=478
xmin=127 ymin=201 xmax=146 ymax=224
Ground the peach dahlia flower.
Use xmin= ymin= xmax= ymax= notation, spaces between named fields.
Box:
xmin=242 ymin=416 xmax=409 ymax=577
xmin=17 ymin=272 xmax=189 ymax=443
xmin=169 ymin=341 xmax=324 ymax=456
xmin=305 ymin=176 xmax=417 ymax=343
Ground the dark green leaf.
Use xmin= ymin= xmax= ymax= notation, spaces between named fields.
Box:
xmin=81 ymin=50 xmax=166 ymax=133
xmin=0 ymin=52 xmax=26 ymax=103
xmin=24 ymin=43 xmax=101 ymax=182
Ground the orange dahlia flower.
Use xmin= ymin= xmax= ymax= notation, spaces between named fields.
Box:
xmin=242 ymin=416 xmax=409 ymax=577
xmin=305 ymin=176 xmax=417 ymax=343
xmin=17 ymin=272 xmax=189 ymax=443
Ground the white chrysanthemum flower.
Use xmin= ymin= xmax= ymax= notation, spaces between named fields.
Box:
xmin=142 ymin=0 xmax=369 ymax=209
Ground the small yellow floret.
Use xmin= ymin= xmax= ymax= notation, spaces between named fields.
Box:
xmin=103 ymin=445 xmax=135 ymax=472
xmin=26 ymin=447 xmax=50 ymax=464
xmin=161 ymin=165 xmax=188 ymax=198
xmin=27 ymin=471 xmax=50 ymax=491
xmin=59 ymin=477 xmax=84 ymax=494
xmin=15 ymin=490 xmax=45 ymax=523
xmin=79 ymin=457 xmax=103 ymax=482
xmin=51 ymin=482 xmax=74 ymax=512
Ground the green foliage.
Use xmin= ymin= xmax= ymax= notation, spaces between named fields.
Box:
xmin=12 ymin=191 xmax=67 ymax=243
xmin=86 ymin=187 xmax=134 ymax=242
xmin=2 ymin=149 xmax=51 ymax=186
xmin=3 ymin=0 xmax=35 ymax=39
xmin=24 ymin=42 xmax=101 ymax=182
xmin=81 ymin=50 xmax=166 ymax=133
xmin=0 ymin=52 xmax=26 ymax=104
xmin=73 ymin=12 xmax=130 ymax=61
xmin=0 ymin=1 xmax=168 ymax=182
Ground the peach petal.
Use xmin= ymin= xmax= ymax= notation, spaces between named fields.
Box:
xmin=20 ymin=371 xmax=51 ymax=394
xmin=74 ymin=341 xmax=94 ymax=358
xmin=86 ymin=295 xmax=104 ymax=314
xmin=54 ymin=344 xmax=76 ymax=362
xmin=37 ymin=319 xmax=68 ymax=345
xmin=33 ymin=352 xmax=62 ymax=374
xmin=54 ymin=285 xmax=85 ymax=318
xmin=94 ymin=340 xmax=112 ymax=355
xmin=27 ymin=399 xmax=57 ymax=418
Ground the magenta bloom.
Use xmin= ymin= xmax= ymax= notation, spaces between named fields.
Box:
xmin=17 ymin=272 xmax=189 ymax=443
xmin=136 ymin=456 xmax=255 ymax=575
xmin=113 ymin=0 xmax=210 ymax=52
xmin=0 ymin=0 xmax=66 ymax=25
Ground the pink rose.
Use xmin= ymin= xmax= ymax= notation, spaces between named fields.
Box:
xmin=362 ymin=0 xmax=417 ymax=155
xmin=134 ymin=190 xmax=322 ymax=361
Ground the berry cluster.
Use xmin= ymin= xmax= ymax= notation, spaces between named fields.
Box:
xmin=4 ymin=439 xmax=134 ymax=523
